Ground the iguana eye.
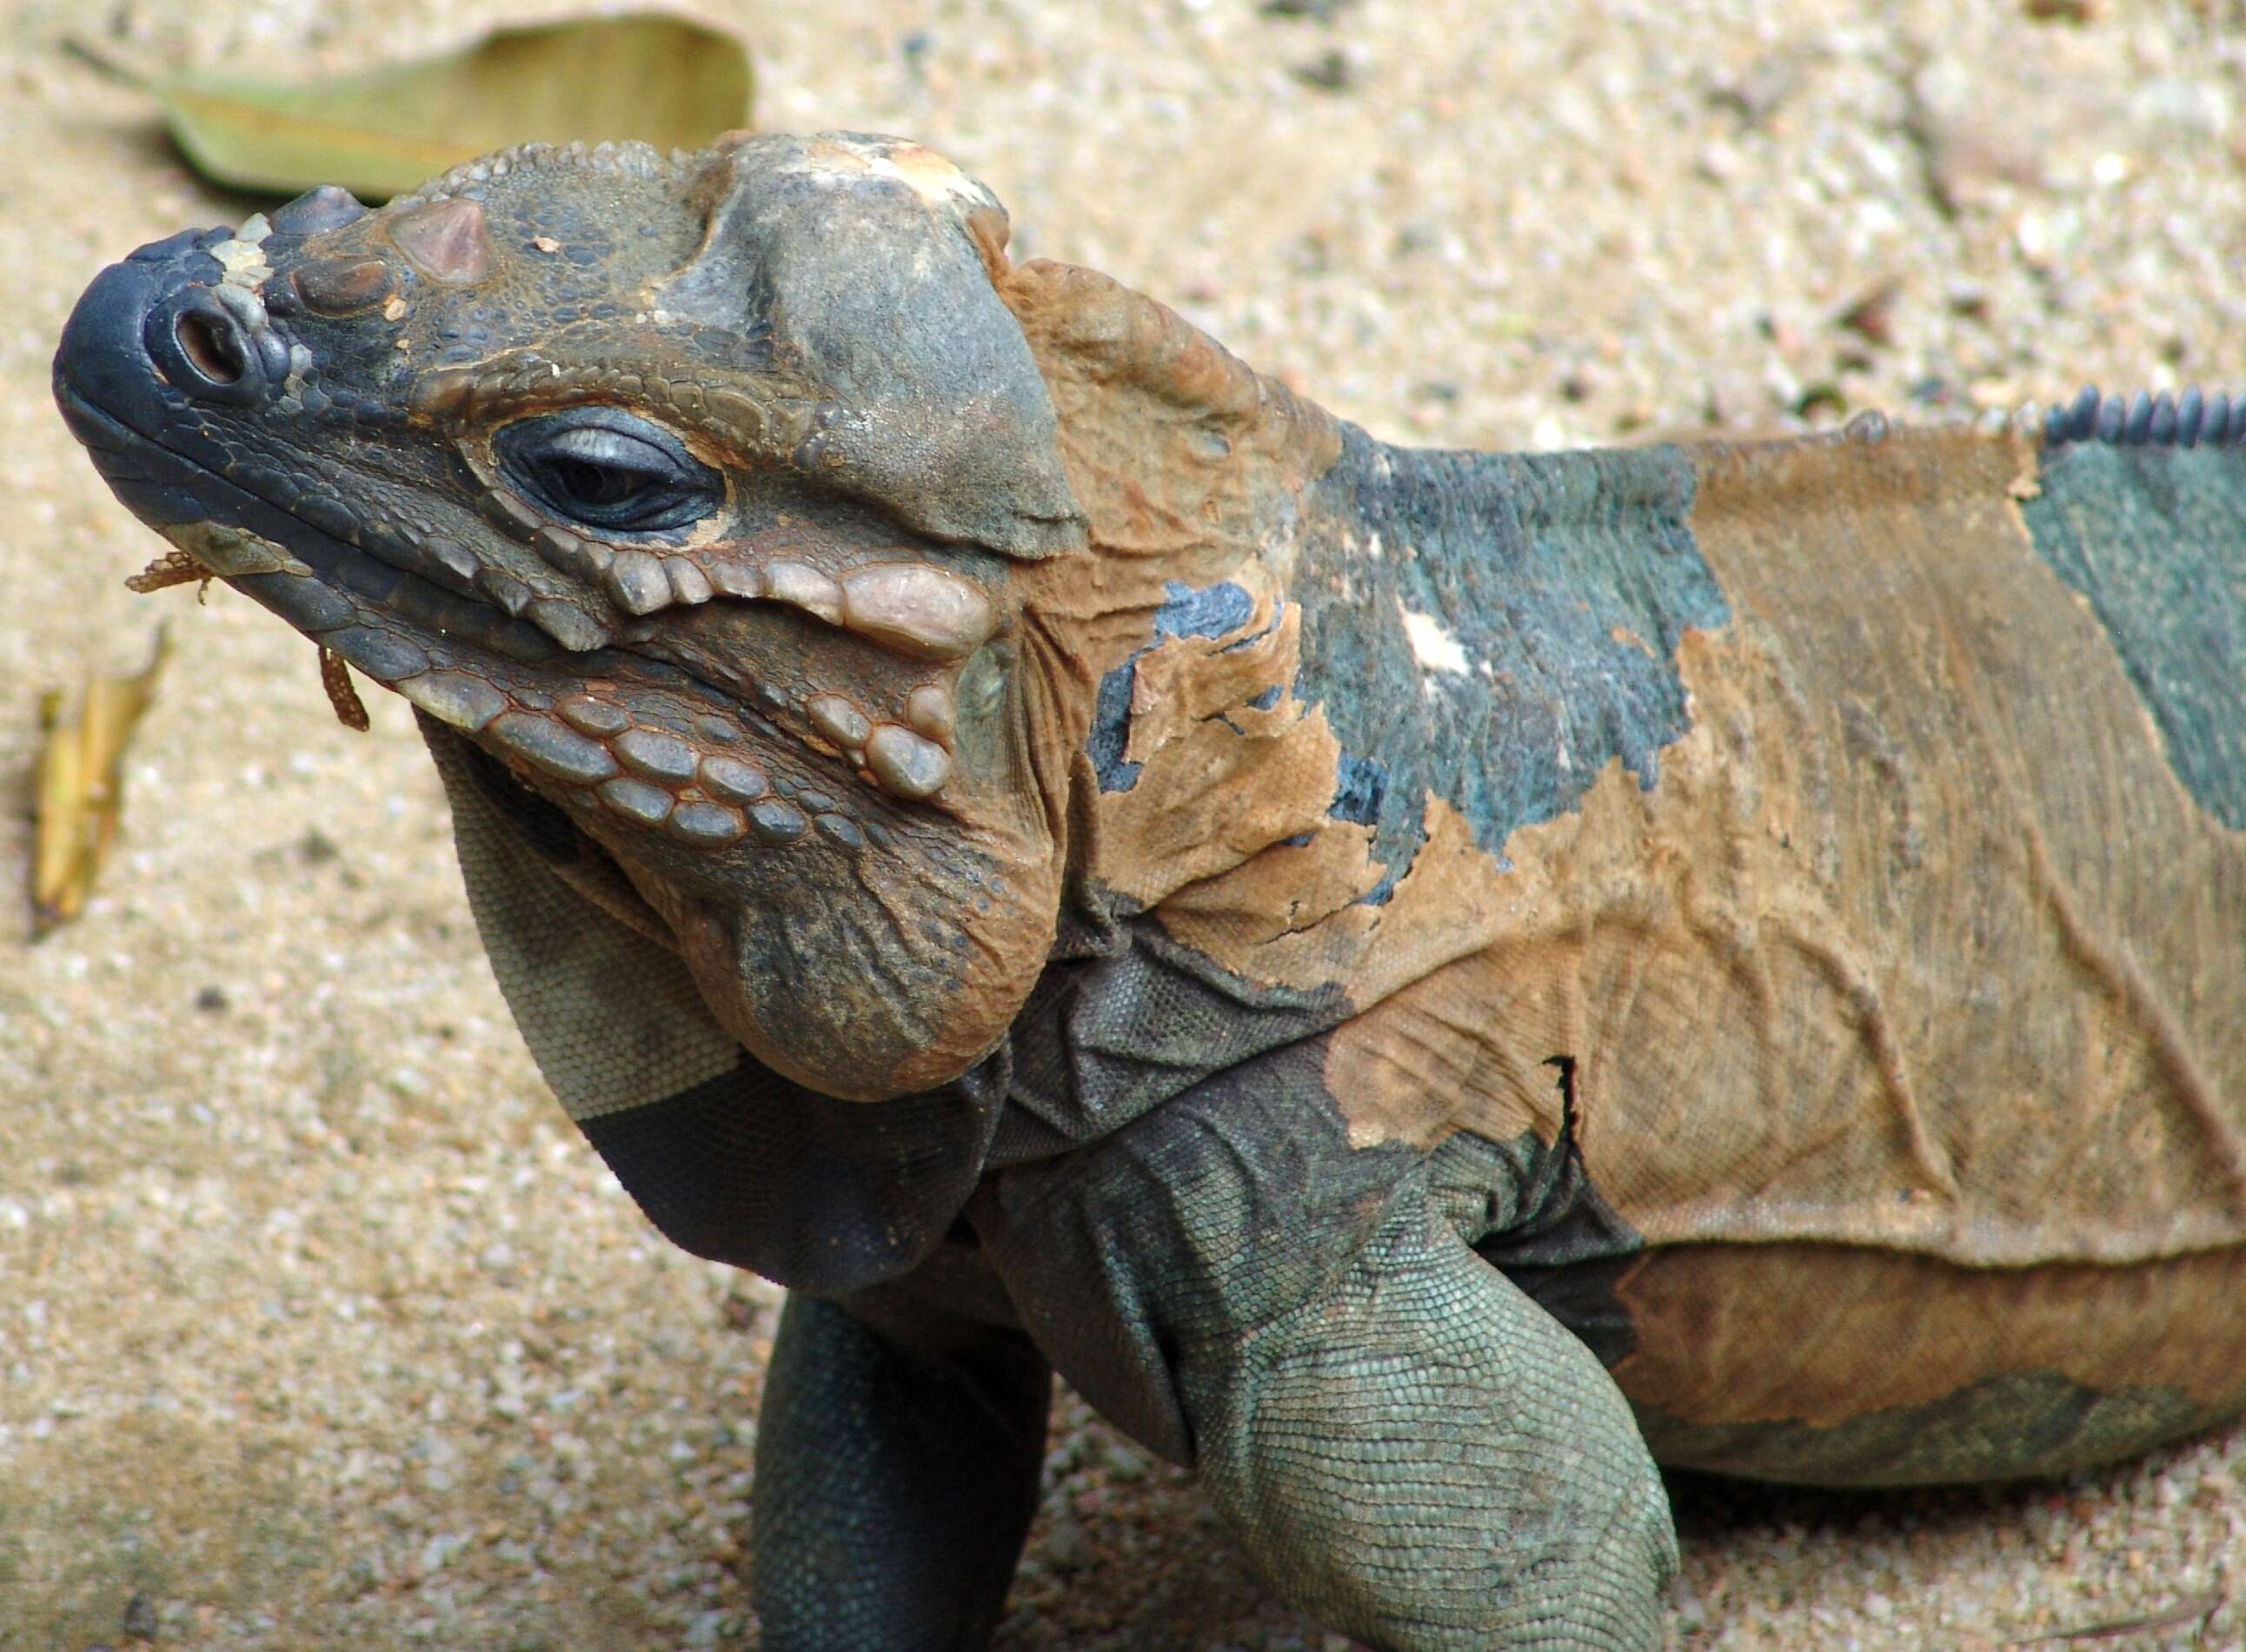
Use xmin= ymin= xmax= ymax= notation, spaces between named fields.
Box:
xmin=494 ymin=408 xmax=722 ymax=534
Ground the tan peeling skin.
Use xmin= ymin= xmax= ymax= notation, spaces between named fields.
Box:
xmin=1085 ymin=599 xmax=1355 ymax=912
xmin=998 ymin=257 xmax=1345 ymax=690
xmin=1322 ymin=801 xmax=1585 ymax=1153
xmin=1070 ymin=416 xmax=2246 ymax=1271
xmin=1628 ymin=431 xmax=2246 ymax=1255
xmin=988 ymin=247 xmax=2245 ymax=1296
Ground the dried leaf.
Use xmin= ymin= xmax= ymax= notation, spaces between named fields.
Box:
xmin=32 ymin=629 xmax=169 ymax=938
xmin=85 ymin=15 xmax=752 ymax=202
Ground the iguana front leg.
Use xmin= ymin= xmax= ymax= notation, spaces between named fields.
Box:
xmin=752 ymin=1291 xmax=1051 ymax=1651
xmin=975 ymin=1044 xmax=1677 ymax=1652
xmin=1193 ymin=1193 xmax=1675 ymax=1650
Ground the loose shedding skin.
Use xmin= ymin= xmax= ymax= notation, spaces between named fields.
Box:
xmin=51 ymin=131 xmax=2246 ymax=1650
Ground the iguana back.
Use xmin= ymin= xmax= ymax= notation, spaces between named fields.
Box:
xmin=1068 ymin=392 xmax=2246 ymax=1483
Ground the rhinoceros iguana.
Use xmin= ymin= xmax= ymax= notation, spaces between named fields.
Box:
xmin=50 ymin=130 xmax=2246 ymax=1651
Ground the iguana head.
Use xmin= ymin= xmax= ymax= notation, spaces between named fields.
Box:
xmin=53 ymin=131 xmax=1094 ymax=1100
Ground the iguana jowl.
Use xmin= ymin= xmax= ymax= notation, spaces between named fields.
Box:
xmin=51 ymin=131 xmax=2246 ymax=1651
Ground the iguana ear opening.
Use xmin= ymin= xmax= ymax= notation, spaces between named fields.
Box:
xmin=654 ymin=131 xmax=1087 ymax=562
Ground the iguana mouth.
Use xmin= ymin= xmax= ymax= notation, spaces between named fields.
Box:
xmin=61 ymin=365 xmax=807 ymax=843
xmin=58 ymin=376 xmax=562 ymax=664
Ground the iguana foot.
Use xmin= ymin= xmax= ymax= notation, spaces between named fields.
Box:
xmin=1193 ymin=1191 xmax=1678 ymax=1650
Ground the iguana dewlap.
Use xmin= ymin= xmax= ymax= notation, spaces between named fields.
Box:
xmin=52 ymin=131 xmax=2246 ymax=1652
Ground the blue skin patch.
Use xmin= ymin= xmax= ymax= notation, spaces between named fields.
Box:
xmin=1090 ymin=580 xmax=1259 ymax=792
xmin=1290 ymin=431 xmax=1729 ymax=892
xmin=1330 ymin=753 xmax=1387 ymax=826
xmin=2018 ymin=442 xmax=2246 ymax=828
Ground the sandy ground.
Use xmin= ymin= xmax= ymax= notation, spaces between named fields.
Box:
xmin=3 ymin=0 xmax=2243 ymax=1647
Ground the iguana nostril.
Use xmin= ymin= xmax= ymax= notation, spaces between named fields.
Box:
xmin=173 ymin=308 xmax=244 ymax=387
xmin=142 ymin=285 xmax=285 ymax=408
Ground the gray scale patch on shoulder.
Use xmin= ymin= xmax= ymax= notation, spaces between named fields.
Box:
xmin=998 ymin=909 xmax=1353 ymax=1156
xmin=1291 ymin=430 xmax=1730 ymax=891
xmin=2018 ymin=440 xmax=2246 ymax=827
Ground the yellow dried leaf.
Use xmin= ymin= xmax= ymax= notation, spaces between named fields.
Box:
xmin=31 ymin=629 xmax=169 ymax=938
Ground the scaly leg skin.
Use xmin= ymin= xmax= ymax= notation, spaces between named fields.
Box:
xmin=750 ymin=1291 xmax=1052 ymax=1651
xmin=1185 ymin=1188 xmax=1678 ymax=1652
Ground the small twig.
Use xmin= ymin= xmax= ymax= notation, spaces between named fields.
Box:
xmin=2003 ymin=1589 xmax=2226 ymax=1647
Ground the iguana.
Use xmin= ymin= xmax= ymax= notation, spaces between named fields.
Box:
xmin=50 ymin=131 xmax=2246 ymax=1652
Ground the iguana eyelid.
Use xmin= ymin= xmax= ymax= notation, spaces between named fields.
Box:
xmin=538 ymin=424 xmax=680 ymax=479
xmin=491 ymin=407 xmax=725 ymax=534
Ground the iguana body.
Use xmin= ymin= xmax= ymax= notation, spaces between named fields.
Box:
xmin=52 ymin=132 xmax=2246 ymax=1650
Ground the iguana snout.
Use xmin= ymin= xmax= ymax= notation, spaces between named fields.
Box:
xmin=53 ymin=133 xmax=1091 ymax=1102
